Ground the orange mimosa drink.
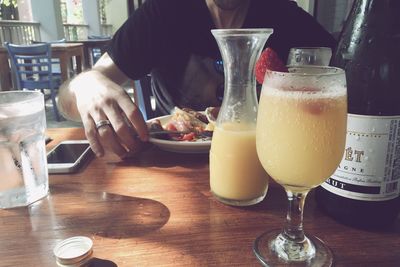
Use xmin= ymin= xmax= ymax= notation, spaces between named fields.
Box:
xmin=253 ymin=66 xmax=347 ymax=266
xmin=257 ymin=87 xmax=347 ymax=192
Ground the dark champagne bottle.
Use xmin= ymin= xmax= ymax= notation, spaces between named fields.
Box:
xmin=315 ymin=0 xmax=400 ymax=229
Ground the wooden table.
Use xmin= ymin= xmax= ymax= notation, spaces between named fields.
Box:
xmin=49 ymin=43 xmax=84 ymax=82
xmin=66 ymin=39 xmax=111 ymax=68
xmin=0 ymin=43 xmax=84 ymax=91
xmin=0 ymin=128 xmax=399 ymax=266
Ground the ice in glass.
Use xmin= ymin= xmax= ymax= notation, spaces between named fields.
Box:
xmin=0 ymin=91 xmax=49 ymax=208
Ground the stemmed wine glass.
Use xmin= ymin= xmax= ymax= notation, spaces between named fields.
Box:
xmin=253 ymin=66 xmax=347 ymax=266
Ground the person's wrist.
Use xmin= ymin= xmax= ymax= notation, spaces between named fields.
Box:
xmin=57 ymin=78 xmax=82 ymax=122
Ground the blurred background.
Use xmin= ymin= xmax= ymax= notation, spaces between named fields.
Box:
xmin=0 ymin=0 xmax=354 ymax=128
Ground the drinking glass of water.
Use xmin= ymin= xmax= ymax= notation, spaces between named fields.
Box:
xmin=0 ymin=91 xmax=49 ymax=208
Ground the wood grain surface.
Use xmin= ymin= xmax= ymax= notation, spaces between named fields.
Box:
xmin=0 ymin=128 xmax=399 ymax=267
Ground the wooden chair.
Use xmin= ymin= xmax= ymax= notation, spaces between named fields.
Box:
xmin=5 ymin=42 xmax=62 ymax=121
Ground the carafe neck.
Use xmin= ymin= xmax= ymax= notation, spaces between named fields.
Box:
xmin=211 ymin=29 xmax=273 ymax=126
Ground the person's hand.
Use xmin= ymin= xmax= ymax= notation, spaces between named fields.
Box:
xmin=71 ymin=71 xmax=149 ymax=158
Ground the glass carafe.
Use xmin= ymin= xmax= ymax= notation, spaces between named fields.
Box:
xmin=209 ymin=29 xmax=273 ymax=206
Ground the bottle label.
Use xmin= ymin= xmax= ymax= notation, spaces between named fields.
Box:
xmin=321 ymin=114 xmax=400 ymax=201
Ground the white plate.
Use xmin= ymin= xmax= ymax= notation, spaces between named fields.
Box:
xmin=147 ymin=114 xmax=211 ymax=154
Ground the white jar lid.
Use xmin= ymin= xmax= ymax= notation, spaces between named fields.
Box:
xmin=53 ymin=236 xmax=93 ymax=266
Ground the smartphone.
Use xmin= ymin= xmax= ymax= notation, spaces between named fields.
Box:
xmin=47 ymin=140 xmax=93 ymax=174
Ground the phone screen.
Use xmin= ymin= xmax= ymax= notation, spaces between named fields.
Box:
xmin=47 ymin=143 xmax=90 ymax=164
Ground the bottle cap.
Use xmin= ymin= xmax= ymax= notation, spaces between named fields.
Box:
xmin=53 ymin=236 xmax=93 ymax=267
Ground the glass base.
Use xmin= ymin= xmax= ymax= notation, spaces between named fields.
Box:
xmin=0 ymin=185 xmax=48 ymax=209
xmin=253 ymin=229 xmax=333 ymax=267
xmin=212 ymin=191 xmax=266 ymax=206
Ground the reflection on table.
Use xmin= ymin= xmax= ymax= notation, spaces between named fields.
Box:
xmin=0 ymin=127 xmax=399 ymax=266
xmin=0 ymin=43 xmax=85 ymax=91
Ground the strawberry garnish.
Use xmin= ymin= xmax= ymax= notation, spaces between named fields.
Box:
xmin=255 ymin=48 xmax=288 ymax=84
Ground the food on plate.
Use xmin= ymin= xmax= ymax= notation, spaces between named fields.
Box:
xmin=148 ymin=107 xmax=219 ymax=142
xmin=181 ymin=108 xmax=209 ymax=124
xmin=205 ymin=106 xmax=220 ymax=123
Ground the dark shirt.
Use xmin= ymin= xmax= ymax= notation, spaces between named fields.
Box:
xmin=108 ymin=0 xmax=336 ymax=115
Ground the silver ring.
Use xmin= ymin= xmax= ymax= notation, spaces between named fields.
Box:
xmin=95 ymin=119 xmax=112 ymax=130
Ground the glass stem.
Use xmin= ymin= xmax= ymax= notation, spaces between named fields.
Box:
xmin=283 ymin=190 xmax=309 ymax=242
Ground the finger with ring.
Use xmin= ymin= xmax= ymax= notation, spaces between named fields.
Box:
xmin=93 ymin=115 xmax=129 ymax=158
xmin=95 ymin=119 xmax=112 ymax=130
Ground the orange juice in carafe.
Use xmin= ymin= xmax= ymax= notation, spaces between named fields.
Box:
xmin=210 ymin=122 xmax=269 ymax=205
xmin=210 ymin=28 xmax=273 ymax=206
